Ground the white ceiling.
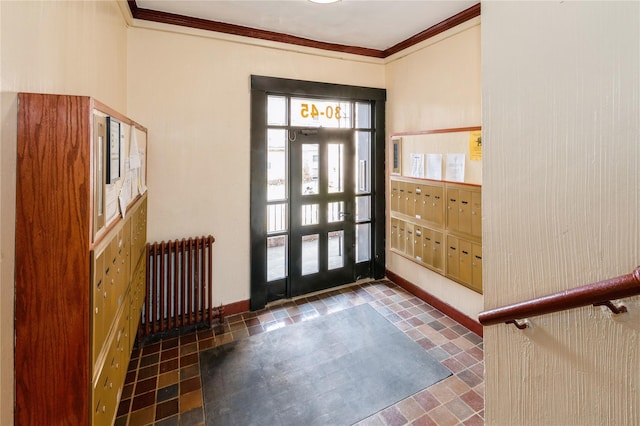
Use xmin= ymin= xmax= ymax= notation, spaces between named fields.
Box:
xmin=135 ymin=0 xmax=477 ymax=51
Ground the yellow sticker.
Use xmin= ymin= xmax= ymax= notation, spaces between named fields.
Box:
xmin=469 ymin=130 xmax=482 ymax=161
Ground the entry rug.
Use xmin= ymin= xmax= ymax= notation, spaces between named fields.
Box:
xmin=200 ymin=303 xmax=452 ymax=425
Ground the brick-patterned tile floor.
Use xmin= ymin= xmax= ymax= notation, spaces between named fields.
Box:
xmin=116 ymin=279 xmax=484 ymax=425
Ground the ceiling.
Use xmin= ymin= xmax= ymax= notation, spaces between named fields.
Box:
xmin=133 ymin=1 xmax=478 ymax=55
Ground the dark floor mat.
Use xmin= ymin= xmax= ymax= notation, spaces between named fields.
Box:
xmin=200 ymin=303 xmax=451 ymax=425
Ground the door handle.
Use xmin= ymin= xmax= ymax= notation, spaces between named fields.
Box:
xmin=338 ymin=212 xmax=351 ymax=217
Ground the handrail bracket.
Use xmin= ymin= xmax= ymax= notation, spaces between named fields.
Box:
xmin=505 ymin=319 xmax=529 ymax=329
xmin=593 ymin=300 xmax=627 ymax=315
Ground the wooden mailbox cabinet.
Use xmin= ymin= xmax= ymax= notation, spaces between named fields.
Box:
xmin=15 ymin=93 xmax=148 ymax=425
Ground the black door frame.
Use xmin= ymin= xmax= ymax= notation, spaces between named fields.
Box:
xmin=250 ymin=75 xmax=386 ymax=310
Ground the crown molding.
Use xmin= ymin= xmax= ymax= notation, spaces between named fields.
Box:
xmin=384 ymin=3 xmax=480 ymax=57
xmin=127 ymin=1 xmax=480 ymax=59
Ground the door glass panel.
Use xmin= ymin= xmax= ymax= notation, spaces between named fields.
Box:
xmin=355 ymin=196 xmax=370 ymax=222
xmin=328 ymin=144 xmax=344 ymax=194
xmin=301 ymin=144 xmax=319 ymax=195
xmin=267 ymin=203 xmax=287 ymax=233
xmin=301 ymin=204 xmax=319 ymax=226
xmin=327 ymin=201 xmax=344 ymax=223
xmin=301 ymin=235 xmax=319 ymax=275
xmin=268 ymin=96 xmax=287 ymax=126
xmin=267 ymin=235 xmax=287 ymax=281
xmin=355 ymin=102 xmax=371 ymax=129
xmin=290 ymin=98 xmax=352 ymax=128
xmin=328 ymin=230 xmax=344 ymax=270
xmin=268 ymin=129 xmax=287 ymax=201
xmin=356 ymin=223 xmax=371 ymax=263
xmin=356 ymin=132 xmax=371 ymax=194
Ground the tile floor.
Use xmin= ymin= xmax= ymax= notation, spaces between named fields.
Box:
xmin=115 ymin=279 xmax=484 ymax=426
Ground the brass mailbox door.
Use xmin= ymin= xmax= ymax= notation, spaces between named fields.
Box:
xmin=405 ymin=222 xmax=414 ymax=257
xmin=471 ymin=190 xmax=482 ymax=238
xmin=390 ymin=180 xmax=400 ymax=212
xmin=458 ymin=239 xmax=473 ymax=285
xmin=447 ymin=235 xmax=460 ymax=279
xmin=472 ymin=243 xmax=483 ymax=293
xmin=432 ymin=231 xmax=444 ymax=271
xmin=397 ymin=220 xmax=406 ymax=254
xmin=397 ymin=182 xmax=407 ymax=215
xmin=406 ymin=185 xmax=416 ymax=217
xmin=413 ymin=226 xmax=423 ymax=262
xmin=447 ymin=188 xmax=459 ymax=232
xmin=458 ymin=189 xmax=473 ymax=235
xmin=432 ymin=185 xmax=444 ymax=226
xmin=390 ymin=218 xmax=399 ymax=251
xmin=422 ymin=228 xmax=433 ymax=267
xmin=414 ymin=184 xmax=424 ymax=219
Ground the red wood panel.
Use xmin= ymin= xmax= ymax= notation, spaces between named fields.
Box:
xmin=15 ymin=93 xmax=92 ymax=425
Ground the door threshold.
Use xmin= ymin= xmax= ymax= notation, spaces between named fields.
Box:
xmin=265 ymin=277 xmax=376 ymax=309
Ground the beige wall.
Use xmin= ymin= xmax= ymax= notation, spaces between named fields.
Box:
xmin=126 ymin=24 xmax=386 ymax=306
xmin=482 ymin=2 xmax=639 ymax=424
xmin=385 ymin=18 xmax=483 ymax=319
xmin=0 ymin=1 xmax=128 ymax=423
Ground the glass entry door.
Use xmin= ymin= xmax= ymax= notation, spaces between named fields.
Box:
xmin=289 ymin=129 xmax=355 ymax=297
xmin=250 ymin=76 xmax=386 ymax=311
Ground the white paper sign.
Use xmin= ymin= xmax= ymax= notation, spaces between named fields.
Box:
xmin=426 ymin=154 xmax=443 ymax=180
xmin=105 ymin=184 xmax=118 ymax=223
xmin=139 ymin=150 xmax=147 ymax=194
xmin=118 ymin=159 xmax=132 ymax=217
xmin=129 ymin=127 xmax=141 ymax=169
xmin=446 ymin=153 xmax=465 ymax=182
xmin=409 ymin=154 xmax=425 ymax=178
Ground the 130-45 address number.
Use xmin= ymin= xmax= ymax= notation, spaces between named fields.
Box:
xmin=300 ymin=103 xmax=342 ymax=120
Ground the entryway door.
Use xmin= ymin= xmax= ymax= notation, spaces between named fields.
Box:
xmin=289 ymin=128 xmax=355 ymax=297
xmin=250 ymin=75 xmax=386 ymax=311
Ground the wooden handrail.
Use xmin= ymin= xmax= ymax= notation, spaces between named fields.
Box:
xmin=478 ymin=266 xmax=640 ymax=327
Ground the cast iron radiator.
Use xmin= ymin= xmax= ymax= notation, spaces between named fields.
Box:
xmin=140 ymin=235 xmax=223 ymax=338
